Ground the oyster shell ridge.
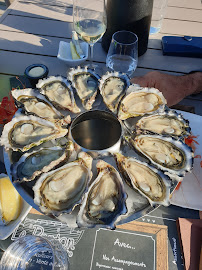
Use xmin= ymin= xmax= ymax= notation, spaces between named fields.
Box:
xmin=68 ymin=66 xmax=100 ymax=110
xmin=11 ymin=141 xmax=75 ymax=183
xmin=135 ymin=108 xmax=191 ymax=139
xmin=118 ymin=85 xmax=167 ymax=120
xmin=76 ymin=160 xmax=127 ymax=229
xmin=11 ymin=88 xmax=65 ymax=121
xmin=99 ymin=71 xmax=130 ymax=114
xmin=0 ymin=114 xmax=68 ymax=152
xmin=115 ymin=153 xmax=171 ymax=206
xmin=36 ymin=76 xmax=80 ymax=113
xmin=33 ymin=152 xmax=93 ymax=216
xmin=130 ymin=134 xmax=194 ymax=177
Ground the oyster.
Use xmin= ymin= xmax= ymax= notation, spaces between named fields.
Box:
xmin=33 ymin=152 xmax=93 ymax=215
xmin=0 ymin=115 xmax=68 ymax=152
xmin=136 ymin=110 xmax=191 ymax=139
xmin=36 ymin=76 xmax=80 ymax=113
xmin=68 ymin=66 xmax=100 ymax=110
xmin=130 ymin=134 xmax=193 ymax=176
xmin=99 ymin=72 xmax=130 ymax=113
xmin=115 ymin=153 xmax=170 ymax=206
xmin=118 ymin=84 xmax=167 ymax=120
xmin=77 ymin=160 xmax=127 ymax=229
xmin=11 ymin=88 xmax=67 ymax=122
xmin=11 ymin=140 xmax=75 ymax=182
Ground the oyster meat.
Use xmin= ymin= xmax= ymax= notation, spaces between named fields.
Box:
xmin=36 ymin=76 xmax=80 ymax=113
xmin=11 ymin=140 xmax=75 ymax=182
xmin=33 ymin=152 xmax=93 ymax=215
xmin=99 ymin=72 xmax=130 ymax=113
xmin=118 ymin=84 xmax=167 ymax=120
xmin=115 ymin=153 xmax=170 ymax=206
xmin=131 ymin=134 xmax=193 ymax=176
xmin=136 ymin=110 xmax=191 ymax=138
xmin=77 ymin=160 xmax=127 ymax=229
xmin=11 ymin=88 xmax=66 ymax=121
xmin=0 ymin=115 xmax=68 ymax=152
xmin=68 ymin=66 xmax=100 ymax=110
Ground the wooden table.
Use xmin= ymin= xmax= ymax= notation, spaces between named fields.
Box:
xmin=0 ymin=1 xmax=201 ymax=269
xmin=0 ymin=0 xmax=202 ymax=113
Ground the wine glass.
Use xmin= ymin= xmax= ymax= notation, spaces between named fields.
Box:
xmin=73 ymin=0 xmax=106 ymax=68
xmin=106 ymin=30 xmax=138 ymax=77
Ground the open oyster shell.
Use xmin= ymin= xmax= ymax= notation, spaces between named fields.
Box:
xmin=136 ymin=110 xmax=191 ymax=139
xmin=130 ymin=134 xmax=194 ymax=177
xmin=99 ymin=72 xmax=130 ymax=114
xmin=77 ymin=160 xmax=127 ymax=229
xmin=33 ymin=152 xmax=93 ymax=215
xmin=118 ymin=84 xmax=167 ymax=120
xmin=115 ymin=153 xmax=170 ymax=206
xmin=12 ymin=88 xmax=65 ymax=121
xmin=68 ymin=66 xmax=100 ymax=110
xmin=11 ymin=140 xmax=76 ymax=182
xmin=36 ymin=76 xmax=80 ymax=113
xmin=0 ymin=115 xmax=68 ymax=152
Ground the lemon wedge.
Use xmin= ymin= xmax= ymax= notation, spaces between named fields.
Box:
xmin=70 ymin=41 xmax=80 ymax=60
xmin=0 ymin=176 xmax=22 ymax=224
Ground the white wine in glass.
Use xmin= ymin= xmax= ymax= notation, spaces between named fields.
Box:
xmin=73 ymin=0 xmax=106 ymax=67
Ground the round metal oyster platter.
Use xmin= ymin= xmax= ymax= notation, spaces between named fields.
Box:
xmin=1 ymin=67 xmax=193 ymax=229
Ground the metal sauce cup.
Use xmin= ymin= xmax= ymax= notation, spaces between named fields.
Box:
xmin=70 ymin=110 xmax=122 ymax=158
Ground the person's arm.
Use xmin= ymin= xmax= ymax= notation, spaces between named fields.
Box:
xmin=131 ymin=71 xmax=202 ymax=107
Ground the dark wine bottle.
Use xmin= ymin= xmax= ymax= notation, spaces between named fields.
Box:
xmin=102 ymin=0 xmax=154 ymax=56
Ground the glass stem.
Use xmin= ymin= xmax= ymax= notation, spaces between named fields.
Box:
xmin=89 ymin=44 xmax=94 ymax=68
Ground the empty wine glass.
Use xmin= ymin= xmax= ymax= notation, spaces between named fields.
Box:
xmin=106 ymin=30 xmax=138 ymax=77
xmin=73 ymin=0 xmax=107 ymax=67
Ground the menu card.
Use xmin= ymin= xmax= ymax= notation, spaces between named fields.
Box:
xmin=1 ymin=213 xmax=168 ymax=270
xmin=137 ymin=205 xmax=199 ymax=270
xmin=0 ymin=205 xmax=200 ymax=270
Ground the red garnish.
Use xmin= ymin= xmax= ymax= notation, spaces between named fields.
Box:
xmin=185 ymin=135 xmax=199 ymax=146
xmin=175 ymin=182 xmax=182 ymax=190
xmin=184 ymin=135 xmax=202 ymax=170
xmin=0 ymin=93 xmax=17 ymax=124
xmin=185 ymin=135 xmax=199 ymax=151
